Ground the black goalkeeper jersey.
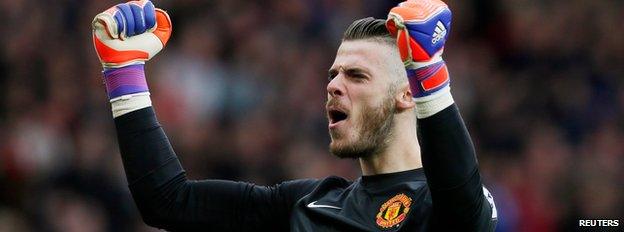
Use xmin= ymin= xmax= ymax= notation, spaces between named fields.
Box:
xmin=114 ymin=105 xmax=497 ymax=231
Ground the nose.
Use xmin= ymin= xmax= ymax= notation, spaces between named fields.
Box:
xmin=327 ymin=75 xmax=345 ymax=97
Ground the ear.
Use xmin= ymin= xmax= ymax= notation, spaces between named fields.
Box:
xmin=395 ymin=82 xmax=415 ymax=111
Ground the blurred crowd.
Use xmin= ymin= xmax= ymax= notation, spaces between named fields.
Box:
xmin=0 ymin=0 xmax=622 ymax=231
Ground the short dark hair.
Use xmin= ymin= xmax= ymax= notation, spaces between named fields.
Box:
xmin=342 ymin=17 xmax=394 ymax=45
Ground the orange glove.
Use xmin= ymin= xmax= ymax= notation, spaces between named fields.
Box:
xmin=91 ymin=0 xmax=172 ymax=100
xmin=386 ymin=0 xmax=451 ymax=99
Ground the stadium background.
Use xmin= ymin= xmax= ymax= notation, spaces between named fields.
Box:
xmin=0 ymin=0 xmax=622 ymax=231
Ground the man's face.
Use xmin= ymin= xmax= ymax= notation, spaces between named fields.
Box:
xmin=326 ymin=40 xmax=402 ymax=159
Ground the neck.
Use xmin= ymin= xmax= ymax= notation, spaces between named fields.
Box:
xmin=359 ymin=112 xmax=422 ymax=176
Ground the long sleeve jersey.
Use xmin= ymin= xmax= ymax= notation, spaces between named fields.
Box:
xmin=114 ymin=104 xmax=497 ymax=231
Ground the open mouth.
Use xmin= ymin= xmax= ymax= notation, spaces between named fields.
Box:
xmin=328 ymin=109 xmax=348 ymax=125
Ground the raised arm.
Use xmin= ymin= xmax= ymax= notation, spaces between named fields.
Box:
xmin=114 ymin=107 xmax=317 ymax=231
xmin=91 ymin=1 xmax=317 ymax=230
xmin=386 ymin=0 xmax=496 ymax=230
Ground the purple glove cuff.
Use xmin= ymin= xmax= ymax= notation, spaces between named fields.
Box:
xmin=103 ymin=64 xmax=148 ymax=99
xmin=406 ymin=61 xmax=450 ymax=98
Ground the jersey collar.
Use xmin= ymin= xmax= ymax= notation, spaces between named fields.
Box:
xmin=360 ymin=168 xmax=426 ymax=189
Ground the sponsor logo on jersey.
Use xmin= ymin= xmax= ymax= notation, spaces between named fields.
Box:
xmin=307 ymin=201 xmax=342 ymax=210
xmin=376 ymin=193 xmax=412 ymax=229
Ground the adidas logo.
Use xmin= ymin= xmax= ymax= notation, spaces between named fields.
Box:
xmin=431 ymin=21 xmax=447 ymax=44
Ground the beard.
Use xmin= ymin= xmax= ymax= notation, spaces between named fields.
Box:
xmin=328 ymin=95 xmax=395 ymax=159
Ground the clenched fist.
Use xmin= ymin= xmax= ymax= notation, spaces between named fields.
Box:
xmin=386 ymin=0 xmax=451 ymax=99
xmin=92 ymin=0 xmax=172 ymax=100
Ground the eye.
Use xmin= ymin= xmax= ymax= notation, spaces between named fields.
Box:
xmin=345 ymin=70 xmax=367 ymax=81
xmin=351 ymin=73 xmax=365 ymax=79
xmin=328 ymin=70 xmax=338 ymax=81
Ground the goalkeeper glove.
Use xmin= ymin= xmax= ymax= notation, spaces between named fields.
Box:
xmin=92 ymin=0 xmax=172 ymax=101
xmin=386 ymin=0 xmax=453 ymax=118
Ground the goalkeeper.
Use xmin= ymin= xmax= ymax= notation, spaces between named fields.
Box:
xmin=92 ymin=0 xmax=497 ymax=231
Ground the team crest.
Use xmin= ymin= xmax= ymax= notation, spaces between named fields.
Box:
xmin=376 ymin=193 xmax=412 ymax=229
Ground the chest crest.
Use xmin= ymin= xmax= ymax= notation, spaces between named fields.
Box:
xmin=375 ymin=193 xmax=412 ymax=229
